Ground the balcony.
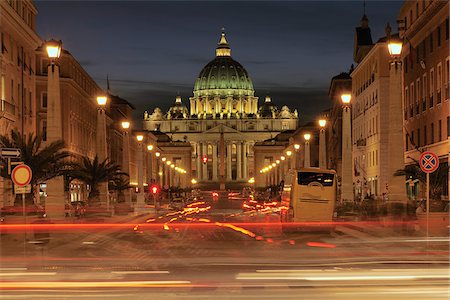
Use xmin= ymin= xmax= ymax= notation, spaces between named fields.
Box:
xmin=0 ymin=99 xmax=15 ymax=121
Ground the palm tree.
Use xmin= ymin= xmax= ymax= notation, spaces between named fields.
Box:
xmin=394 ymin=162 xmax=449 ymax=200
xmin=0 ymin=130 xmax=72 ymax=205
xmin=68 ymin=155 xmax=128 ymax=205
xmin=109 ymin=175 xmax=131 ymax=203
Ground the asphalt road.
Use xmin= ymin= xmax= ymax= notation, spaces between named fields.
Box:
xmin=1 ymin=191 xmax=449 ymax=299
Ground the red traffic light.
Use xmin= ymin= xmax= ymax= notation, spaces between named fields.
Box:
xmin=150 ymin=185 xmax=159 ymax=194
xmin=202 ymin=155 xmax=208 ymax=164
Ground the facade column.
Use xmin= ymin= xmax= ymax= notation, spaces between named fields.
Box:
xmin=212 ymin=144 xmax=218 ymax=180
xmin=236 ymin=142 xmax=242 ymax=180
xmin=226 ymin=143 xmax=232 ymax=181
xmin=202 ymin=143 xmax=208 ymax=180
xmin=45 ymin=62 xmax=65 ymax=218
xmin=196 ymin=143 xmax=201 ymax=180
xmin=242 ymin=143 xmax=248 ymax=179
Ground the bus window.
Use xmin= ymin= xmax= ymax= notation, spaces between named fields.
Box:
xmin=297 ymin=172 xmax=334 ymax=186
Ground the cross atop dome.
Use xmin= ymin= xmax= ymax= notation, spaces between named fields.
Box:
xmin=216 ymin=29 xmax=231 ymax=57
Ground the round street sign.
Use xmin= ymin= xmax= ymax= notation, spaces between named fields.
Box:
xmin=11 ymin=164 xmax=32 ymax=187
xmin=419 ymin=151 xmax=439 ymax=174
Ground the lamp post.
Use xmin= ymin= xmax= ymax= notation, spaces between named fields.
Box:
xmin=136 ymin=134 xmax=145 ymax=210
xmin=341 ymin=93 xmax=354 ymax=202
xmin=121 ymin=121 xmax=131 ymax=204
xmin=147 ymin=144 xmax=154 ymax=186
xmin=386 ymin=27 xmax=407 ymax=214
xmin=286 ymin=150 xmax=292 ymax=171
xmin=294 ymin=144 xmax=300 ymax=169
xmin=303 ymin=134 xmax=311 ymax=167
xmin=318 ymin=119 xmax=327 ymax=169
xmin=96 ymin=96 xmax=109 ymax=210
xmin=45 ymin=39 xmax=65 ymax=219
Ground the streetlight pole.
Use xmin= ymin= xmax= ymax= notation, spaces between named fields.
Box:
xmin=121 ymin=121 xmax=131 ymax=204
xmin=319 ymin=119 xmax=327 ymax=169
xmin=386 ymin=28 xmax=407 ymax=214
xmin=136 ymin=134 xmax=145 ymax=210
xmin=303 ymin=134 xmax=311 ymax=167
xmin=147 ymin=144 xmax=154 ymax=185
xmin=286 ymin=150 xmax=292 ymax=171
xmin=341 ymin=93 xmax=354 ymax=202
xmin=45 ymin=39 xmax=65 ymax=219
xmin=294 ymin=144 xmax=300 ymax=169
xmin=96 ymin=96 xmax=108 ymax=210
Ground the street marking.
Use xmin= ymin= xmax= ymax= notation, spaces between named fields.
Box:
xmin=111 ymin=271 xmax=170 ymax=275
xmin=0 ymin=272 xmax=57 ymax=276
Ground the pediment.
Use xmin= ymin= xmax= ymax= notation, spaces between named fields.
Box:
xmin=203 ymin=124 xmax=242 ymax=134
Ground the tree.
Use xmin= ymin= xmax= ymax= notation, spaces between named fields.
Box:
xmin=108 ymin=175 xmax=131 ymax=203
xmin=394 ymin=162 xmax=449 ymax=201
xmin=68 ymin=155 xmax=128 ymax=205
xmin=0 ymin=130 xmax=71 ymax=205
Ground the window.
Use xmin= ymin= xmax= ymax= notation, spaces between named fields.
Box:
xmin=437 ymin=64 xmax=442 ymax=103
xmin=415 ymin=2 xmax=419 ymax=18
xmin=298 ymin=172 xmax=334 ymax=187
xmin=446 ymin=18 xmax=449 ymax=40
xmin=437 ymin=26 xmax=441 ymax=47
xmin=41 ymin=92 xmax=47 ymax=108
xmin=42 ymin=120 xmax=47 ymax=141
xmin=431 ymin=123 xmax=434 ymax=144
xmin=430 ymin=68 xmax=435 ymax=107
xmin=438 ymin=120 xmax=442 ymax=141
xmin=430 ymin=34 xmax=433 ymax=52
xmin=406 ymin=133 xmax=409 ymax=151
xmin=447 ymin=116 xmax=450 ymax=137
xmin=424 ymin=125 xmax=427 ymax=145
xmin=417 ymin=128 xmax=420 ymax=146
xmin=411 ymin=131 xmax=415 ymax=148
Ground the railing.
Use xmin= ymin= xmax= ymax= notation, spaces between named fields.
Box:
xmin=0 ymin=99 xmax=15 ymax=115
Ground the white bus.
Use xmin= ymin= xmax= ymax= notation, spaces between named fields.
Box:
xmin=280 ymin=167 xmax=337 ymax=232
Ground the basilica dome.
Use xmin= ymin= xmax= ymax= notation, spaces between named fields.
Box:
xmin=167 ymin=96 xmax=188 ymax=119
xmin=193 ymin=32 xmax=254 ymax=98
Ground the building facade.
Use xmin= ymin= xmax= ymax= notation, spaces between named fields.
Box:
xmin=327 ymin=71 xmax=352 ymax=183
xmin=143 ymin=32 xmax=298 ymax=187
xmin=398 ymin=0 xmax=449 ymax=200
xmin=351 ymin=35 xmax=392 ymax=199
xmin=0 ymin=0 xmax=41 ymax=207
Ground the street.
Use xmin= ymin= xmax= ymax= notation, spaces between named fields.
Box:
xmin=1 ymin=192 xmax=449 ymax=299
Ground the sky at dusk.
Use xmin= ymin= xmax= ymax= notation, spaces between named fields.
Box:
xmin=36 ymin=0 xmax=404 ymax=125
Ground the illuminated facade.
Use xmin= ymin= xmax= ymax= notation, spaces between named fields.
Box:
xmin=143 ymin=32 xmax=298 ymax=185
xmin=398 ymin=1 xmax=449 ymax=200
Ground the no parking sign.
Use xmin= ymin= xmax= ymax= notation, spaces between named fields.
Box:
xmin=419 ymin=151 xmax=439 ymax=173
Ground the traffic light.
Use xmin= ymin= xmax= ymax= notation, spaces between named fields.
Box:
xmin=202 ymin=155 xmax=208 ymax=164
xmin=150 ymin=185 xmax=159 ymax=195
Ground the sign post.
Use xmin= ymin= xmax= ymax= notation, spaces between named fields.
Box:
xmin=419 ymin=151 xmax=439 ymax=240
xmin=11 ymin=164 xmax=32 ymax=252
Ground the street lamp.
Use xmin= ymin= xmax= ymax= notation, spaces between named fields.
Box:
xmin=45 ymin=39 xmax=62 ymax=61
xmin=120 ymin=120 xmax=131 ymax=204
xmin=147 ymin=145 xmax=154 ymax=151
xmin=340 ymin=93 xmax=353 ymax=202
xmin=135 ymin=134 xmax=145 ymax=209
xmin=318 ymin=119 xmax=327 ymax=169
xmin=155 ymin=152 xmax=161 ymax=157
xmin=303 ymin=133 xmax=311 ymax=168
xmin=45 ymin=39 xmax=65 ymax=218
xmin=385 ymin=25 xmax=407 ymax=214
xmin=96 ymin=95 xmax=109 ymax=209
